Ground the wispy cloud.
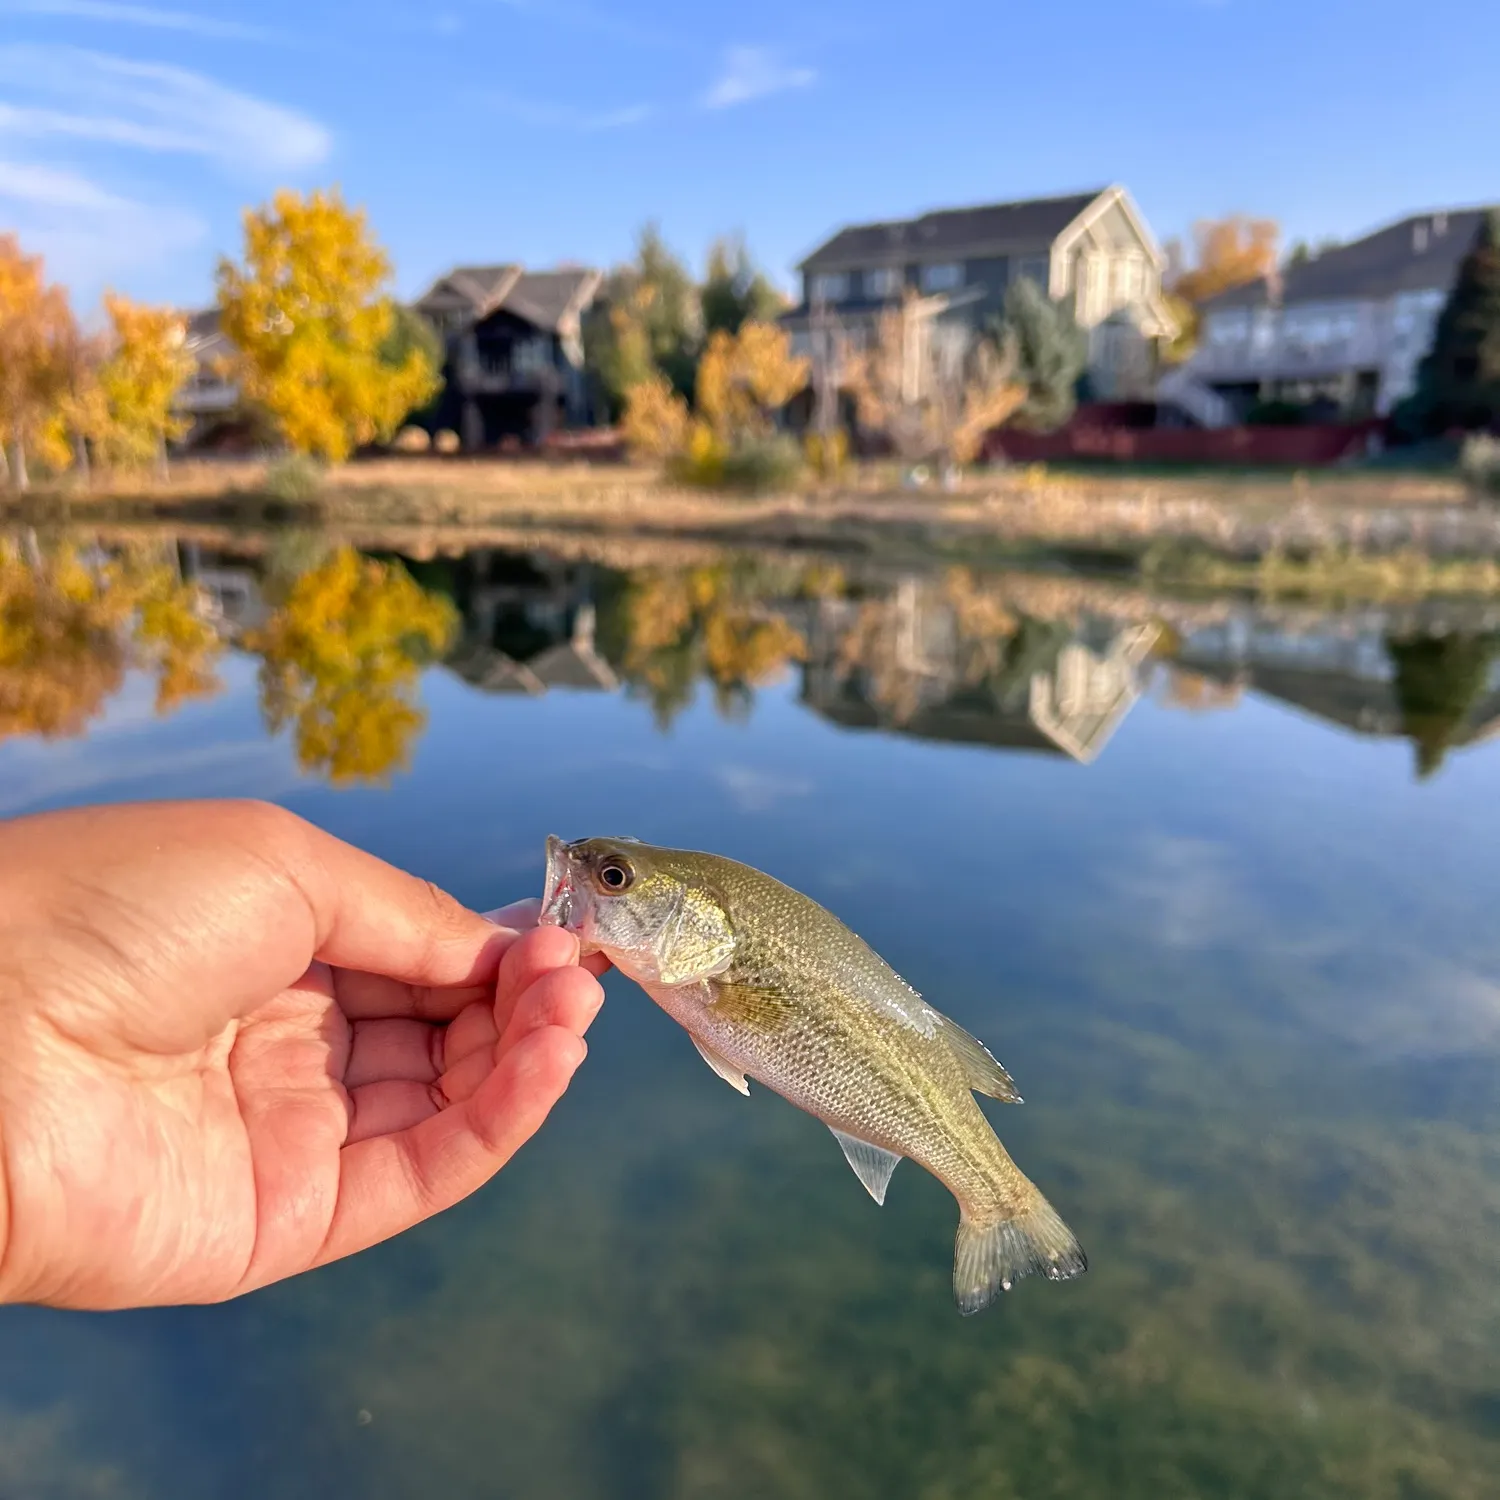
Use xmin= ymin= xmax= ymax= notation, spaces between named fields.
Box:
xmin=0 ymin=156 xmax=204 ymax=309
xmin=700 ymin=46 xmax=816 ymax=110
xmin=0 ymin=0 xmax=276 ymax=41
xmin=485 ymin=90 xmax=655 ymax=133
xmin=0 ymin=45 xmax=330 ymax=173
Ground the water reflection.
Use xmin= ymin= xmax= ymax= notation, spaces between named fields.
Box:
xmin=8 ymin=525 xmax=1500 ymax=788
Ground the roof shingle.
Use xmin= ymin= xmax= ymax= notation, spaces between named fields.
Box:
xmin=798 ymin=190 xmax=1107 ymax=271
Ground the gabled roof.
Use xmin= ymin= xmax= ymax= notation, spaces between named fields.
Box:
xmin=798 ymin=190 xmax=1108 ymax=272
xmin=1205 ymin=207 xmax=1497 ymax=311
xmin=415 ymin=264 xmax=601 ymax=331
xmin=415 ymin=264 xmax=523 ymax=321
xmin=494 ymin=269 xmax=602 ymax=333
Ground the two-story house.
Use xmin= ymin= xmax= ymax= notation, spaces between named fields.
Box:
xmin=1186 ymin=208 xmax=1495 ymax=420
xmin=414 ymin=264 xmax=603 ymax=449
xmin=783 ymin=186 xmax=1178 ymax=401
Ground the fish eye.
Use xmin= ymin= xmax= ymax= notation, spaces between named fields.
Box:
xmin=597 ymin=859 xmax=634 ymax=893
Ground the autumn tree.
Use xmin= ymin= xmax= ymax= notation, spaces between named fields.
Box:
xmin=695 ymin=320 xmax=808 ymax=442
xmin=92 ymin=295 xmax=195 ymax=473
xmin=1398 ymin=209 xmax=1500 ymax=438
xmin=0 ymin=236 xmax=81 ymax=490
xmin=0 ymin=534 xmax=222 ymax=739
xmin=216 ymin=188 xmax=441 ymax=462
xmin=1166 ymin=215 xmax=1280 ymax=305
xmin=846 ymin=291 xmax=1025 ymax=466
xmin=701 ymin=235 xmax=785 ymax=337
xmin=248 ymin=546 xmax=456 ymax=783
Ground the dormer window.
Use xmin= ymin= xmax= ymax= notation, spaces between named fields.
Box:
xmin=920 ymin=262 xmax=963 ymax=293
xmin=1413 ymin=222 xmax=1429 ymax=253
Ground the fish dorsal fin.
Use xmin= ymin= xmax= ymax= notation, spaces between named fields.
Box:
xmin=940 ymin=1016 xmax=1023 ymax=1102
xmin=690 ymin=1034 xmax=750 ymax=1095
xmin=829 ymin=1127 xmax=901 ymax=1206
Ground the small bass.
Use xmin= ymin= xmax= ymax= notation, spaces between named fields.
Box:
xmin=540 ymin=835 xmax=1086 ymax=1314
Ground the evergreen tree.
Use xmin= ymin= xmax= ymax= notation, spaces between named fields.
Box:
xmin=994 ymin=277 xmax=1088 ymax=432
xmin=701 ymin=235 xmax=784 ymax=337
xmin=1401 ymin=209 xmax=1500 ymax=438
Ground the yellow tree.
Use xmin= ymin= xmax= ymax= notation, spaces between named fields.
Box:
xmin=0 ymin=236 xmax=81 ymax=489
xmin=0 ymin=534 xmax=223 ymax=739
xmin=1167 ymin=215 xmax=1280 ymax=305
xmin=695 ymin=320 xmax=808 ymax=443
xmin=620 ymin=373 xmax=691 ymax=458
xmin=93 ymin=295 xmax=195 ymax=473
xmin=248 ymin=546 xmax=456 ymax=783
xmin=216 ymin=188 xmax=441 ymax=462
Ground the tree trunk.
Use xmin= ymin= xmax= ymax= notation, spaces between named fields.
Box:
xmin=12 ymin=439 xmax=28 ymax=492
xmin=156 ymin=434 xmax=170 ymax=483
xmin=74 ymin=433 xmax=91 ymax=487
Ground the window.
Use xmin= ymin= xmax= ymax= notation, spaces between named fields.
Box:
xmin=1207 ymin=311 xmax=1249 ymax=346
xmin=864 ymin=266 xmax=901 ymax=299
xmin=920 ymin=262 xmax=963 ymax=293
xmin=1016 ymin=256 xmax=1049 ymax=290
xmin=810 ymin=272 xmax=850 ymax=303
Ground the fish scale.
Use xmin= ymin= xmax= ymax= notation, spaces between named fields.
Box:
xmin=541 ymin=834 xmax=1087 ymax=1314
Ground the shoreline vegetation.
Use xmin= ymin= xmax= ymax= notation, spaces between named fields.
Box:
xmin=8 ymin=455 xmax=1500 ymax=602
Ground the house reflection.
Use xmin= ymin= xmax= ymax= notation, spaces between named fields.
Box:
xmin=442 ymin=552 xmax=617 ymax=696
xmin=793 ymin=578 xmax=1159 ymax=763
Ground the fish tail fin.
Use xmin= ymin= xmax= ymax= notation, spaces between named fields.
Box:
xmin=953 ymin=1194 xmax=1087 ymax=1315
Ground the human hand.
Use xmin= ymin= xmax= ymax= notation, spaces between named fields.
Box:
xmin=0 ymin=799 xmax=606 ymax=1311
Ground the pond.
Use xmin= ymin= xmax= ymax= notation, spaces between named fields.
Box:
xmin=0 ymin=524 xmax=1497 ymax=1499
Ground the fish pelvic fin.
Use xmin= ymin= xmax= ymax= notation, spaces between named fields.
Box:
xmin=953 ymin=1195 xmax=1087 ymax=1315
xmin=690 ymin=1034 xmax=750 ymax=1095
xmin=939 ymin=1016 xmax=1023 ymax=1103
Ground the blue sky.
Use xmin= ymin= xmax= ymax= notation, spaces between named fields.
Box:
xmin=0 ymin=0 xmax=1494 ymax=314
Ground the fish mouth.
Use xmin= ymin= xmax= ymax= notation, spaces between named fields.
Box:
xmin=539 ymin=834 xmax=576 ymax=930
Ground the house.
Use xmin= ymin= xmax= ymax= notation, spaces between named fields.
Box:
xmin=783 ymin=186 xmax=1179 ymax=401
xmin=414 ymin=264 xmax=603 ymax=449
xmin=172 ymin=309 xmax=241 ymax=442
xmin=1186 ymin=207 xmax=1495 ymax=420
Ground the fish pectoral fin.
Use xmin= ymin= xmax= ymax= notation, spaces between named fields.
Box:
xmin=829 ymin=1127 xmax=901 ymax=1207
xmin=690 ymin=1034 xmax=750 ymax=1095
xmin=708 ymin=979 xmax=795 ymax=1033
xmin=939 ymin=1015 xmax=1023 ymax=1103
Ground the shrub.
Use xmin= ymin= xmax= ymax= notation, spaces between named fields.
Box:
xmin=1459 ymin=433 xmax=1500 ymax=499
xmin=262 ymin=452 xmax=325 ymax=503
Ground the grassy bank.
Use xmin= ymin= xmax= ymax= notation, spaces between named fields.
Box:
xmin=8 ymin=455 xmax=1500 ymax=603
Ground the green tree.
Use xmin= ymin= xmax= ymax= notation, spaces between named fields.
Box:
xmin=584 ymin=224 xmax=701 ymax=416
xmin=1399 ymin=210 xmax=1500 ymax=438
xmin=1387 ymin=628 xmax=1500 ymax=780
xmin=701 ymin=235 xmax=785 ymax=337
xmin=994 ymin=277 xmax=1088 ymax=432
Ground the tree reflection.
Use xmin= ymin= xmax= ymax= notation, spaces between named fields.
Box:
xmin=1387 ymin=629 xmax=1500 ymax=780
xmin=248 ymin=546 xmax=456 ymax=784
xmin=603 ymin=563 xmax=808 ymax=729
xmin=0 ymin=532 xmax=222 ymax=741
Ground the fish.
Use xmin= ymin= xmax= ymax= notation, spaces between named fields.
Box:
xmin=539 ymin=835 xmax=1086 ymax=1314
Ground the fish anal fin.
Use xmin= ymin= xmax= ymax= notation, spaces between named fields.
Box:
xmin=690 ymin=1034 xmax=750 ymax=1095
xmin=829 ymin=1126 xmax=901 ymax=1206
xmin=940 ymin=1016 xmax=1022 ymax=1102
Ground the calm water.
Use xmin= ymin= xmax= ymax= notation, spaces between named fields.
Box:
xmin=1 ymin=527 xmax=1498 ymax=1500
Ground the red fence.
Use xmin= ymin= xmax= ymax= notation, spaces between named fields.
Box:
xmin=984 ymin=407 xmax=1384 ymax=467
